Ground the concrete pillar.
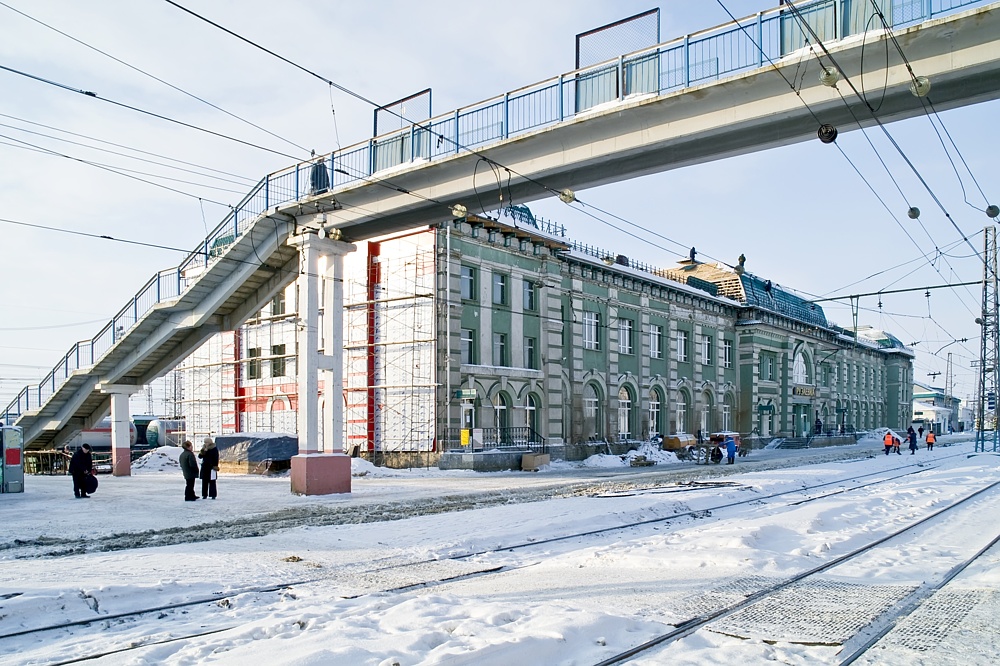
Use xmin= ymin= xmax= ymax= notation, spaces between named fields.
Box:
xmin=287 ymin=231 xmax=356 ymax=495
xmin=97 ymin=384 xmax=137 ymax=476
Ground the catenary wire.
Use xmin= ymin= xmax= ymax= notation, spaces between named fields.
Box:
xmin=0 ymin=111 xmax=255 ymax=182
xmin=0 ymin=0 xmax=310 ymax=156
xmin=0 ymin=63 xmax=302 ymax=161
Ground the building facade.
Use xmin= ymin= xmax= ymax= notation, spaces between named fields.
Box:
xmin=177 ymin=209 xmax=914 ymax=463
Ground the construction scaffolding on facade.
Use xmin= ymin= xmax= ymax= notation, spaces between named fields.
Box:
xmin=342 ymin=230 xmax=437 ymax=462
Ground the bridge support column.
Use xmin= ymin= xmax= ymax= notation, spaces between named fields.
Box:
xmin=288 ymin=232 xmax=356 ymax=495
xmin=97 ymin=384 xmax=138 ymax=477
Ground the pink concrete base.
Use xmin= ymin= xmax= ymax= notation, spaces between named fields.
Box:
xmin=290 ymin=453 xmax=352 ymax=495
xmin=112 ymin=447 xmax=131 ymax=476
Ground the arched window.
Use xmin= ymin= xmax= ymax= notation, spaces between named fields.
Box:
xmin=583 ymin=383 xmax=601 ymax=439
xmin=675 ymin=389 xmax=690 ymax=434
xmin=494 ymin=392 xmax=510 ymax=433
xmin=526 ymin=394 xmax=539 ymax=435
xmin=701 ymin=390 xmax=714 ymax=434
xmin=723 ymin=394 xmax=735 ymax=431
xmin=618 ymin=386 xmax=633 ymax=440
xmin=648 ymin=388 xmax=663 ymax=436
xmin=793 ymin=351 xmax=812 ymax=384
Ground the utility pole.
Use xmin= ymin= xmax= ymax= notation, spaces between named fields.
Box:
xmin=975 ymin=226 xmax=999 ymax=453
xmin=945 ymin=353 xmax=953 ymax=433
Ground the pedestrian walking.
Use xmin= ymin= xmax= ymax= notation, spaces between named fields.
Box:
xmin=725 ymin=436 xmax=737 ymax=465
xmin=926 ymin=430 xmax=936 ymax=451
xmin=883 ymin=430 xmax=894 ymax=455
xmin=893 ymin=436 xmax=902 ymax=455
xmin=180 ymin=440 xmax=199 ymax=502
xmin=69 ymin=444 xmax=93 ymax=498
xmin=918 ymin=425 xmax=924 ymax=439
xmin=908 ymin=430 xmax=918 ymax=454
xmin=198 ymin=437 xmax=219 ymax=500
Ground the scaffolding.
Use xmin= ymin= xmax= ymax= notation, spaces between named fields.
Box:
xmin=342 ymin=230 xmax=437 ymax=456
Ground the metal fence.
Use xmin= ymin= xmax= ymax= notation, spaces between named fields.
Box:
xmin=442 ymin=427 xmax=547 ymax=453
xmin=3 ymin=0 xmax=988 ymax=425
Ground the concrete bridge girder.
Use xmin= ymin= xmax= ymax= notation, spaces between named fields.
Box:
xmin=290 ymin=5 xmax=1000 ymax=243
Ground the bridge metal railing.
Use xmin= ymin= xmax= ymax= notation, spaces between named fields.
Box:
xmin=3 ymin=0 xmax=988 ymax=426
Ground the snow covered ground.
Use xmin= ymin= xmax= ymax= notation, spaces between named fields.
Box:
xmin=2 ymin=434 xmax=999 ymax=665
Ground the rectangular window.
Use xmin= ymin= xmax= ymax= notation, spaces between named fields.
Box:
xmin=523 ymin=279 xmax=536 ymax=311
xmin=271 ymin=291 xmax=286 ymax=316
xmin=492 ymin=273 xmax=507 ymax=305
xmin=583 ymin=311 xmax=600 ymax=350
xmin=722 ymin=403 xmax=732 ymax=431
xmin=270 ymin=344 xmax=286 ymax=377
xmin=493 ymin=332 xmax=507 ymax=366
xmin=676 ymin=329 xmax=689 ymax=363
xmin=702 ymin=334 xmax=713 ymax=365
xmin=247 ymin=347 xmax=261 ymax=380
xmin=618 ymin=318 xmax=633 ymax=355
xmin=461 ymin=266 xmax=476 ymax=301
xmin=723 ymin=339 xmax=733 ymax=368
xmin=760 ymin=353 xmax=775 ymax=381
xmin=461 ymin=328 xmax=476 ymax=364
xmin=650 ymin=324 xmax=663 ymax=359
xmin=524 ymin=337 xmax=536 ymax=369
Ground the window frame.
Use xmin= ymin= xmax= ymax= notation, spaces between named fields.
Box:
xmin=492 ymin=273 xmax=508 ymax=306
xmin=270 ymin=344 xmax=286 ymax=377
xmin=460 ymin=328 xmax=476 ymax=364
xmin=676 ymin=329 xmax=689 ymax=363
xmin=492 ymin=332 xmax=507 ymax=366
xmin=460 ymin=265 xmax=477 ymax=301
xmin=618 ymin=318 xmax=634 ymax=355
xmin=247 ymin=347 xmax=262 ymax=380
xmin=649 ymin=324 xmax=663 ymax=359
xmin=583 ymin=311 xmax=601 ymax=351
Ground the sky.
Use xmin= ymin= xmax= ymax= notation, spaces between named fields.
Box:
xmin=0 ymin=0 xmax=997 ymax=411
xmin=2 ymin=434 xmax=999 ymax=664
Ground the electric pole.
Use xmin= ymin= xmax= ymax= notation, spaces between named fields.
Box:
xmin=975 ymin=226 xmax=999 ymax=453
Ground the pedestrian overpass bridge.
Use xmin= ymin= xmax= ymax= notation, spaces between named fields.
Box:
xmin=5 ymin=0 xmax=999 ymax=490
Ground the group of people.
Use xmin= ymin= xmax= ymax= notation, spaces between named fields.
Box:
xmin=67 ymin=438 xmax=221 ymax=501
xmin=883 ymin=427 xmax=937 ymax=455
xmin=709 ymin=436 xmax=739 ymax=465
xmin=180 ymin=437 xmax=220 ymax=501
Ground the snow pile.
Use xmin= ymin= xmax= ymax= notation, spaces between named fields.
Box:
xmin=131 ymin=445 xmax=182 ymax=473
xmin=580 ymin=442 xmax=681 ymax=468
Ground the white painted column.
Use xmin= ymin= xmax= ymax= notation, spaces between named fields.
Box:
xmin=288 ymin=230 xmax=356 ymax=495
xmin=322 ymin=249 xmax=346 ymax=455
xmin=97 ymin=384 xmax=137 ymax=477
xmin=297 ymin=237 xmax=322 ymax=454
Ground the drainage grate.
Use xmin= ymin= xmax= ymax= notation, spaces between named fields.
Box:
xmin=886 ymin=590 xmax=988 ymax=652
xmin=712 ymin=578 xmax=916 ymax=644
xmin=671 ymin=575 xmax=781 ymax=617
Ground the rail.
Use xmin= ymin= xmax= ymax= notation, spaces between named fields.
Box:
xmin=3 ymin=0 xmax=989 ymax=425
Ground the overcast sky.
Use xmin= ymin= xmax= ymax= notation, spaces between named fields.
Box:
xmin=0 ymin=0 xmax=996 ymax=410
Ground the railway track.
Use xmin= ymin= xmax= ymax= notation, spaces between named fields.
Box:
xmin=592 ymin=478 xmax=1000 ymax=665
xmin=2 ymin=454 xmax=975 ymax=665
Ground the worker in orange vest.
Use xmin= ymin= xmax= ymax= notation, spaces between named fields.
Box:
xmin=883 ymin=430 xmax=894 ymax=455
xmin=926 ymin=430 xmax=936 ymax=451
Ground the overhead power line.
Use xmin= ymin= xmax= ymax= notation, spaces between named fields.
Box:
xmin=0 ymin=0 xmax=311 ymax=155
xmin=0 ymin=63 xmax=301 ymax=161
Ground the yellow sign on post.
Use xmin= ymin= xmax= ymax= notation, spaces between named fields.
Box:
xmin=460 ymin=429 xmax=470 ymax=447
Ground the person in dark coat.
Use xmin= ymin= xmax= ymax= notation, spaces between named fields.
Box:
xmin=68 ymin=444 xmax=93 ymax=498
xmin=198 ymin=437 xmax=219 ymax=500
xmin=908 ymin=429 xmax=918 ymax=454
xmin=180 ymin=440 xmax=199 ymax=501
